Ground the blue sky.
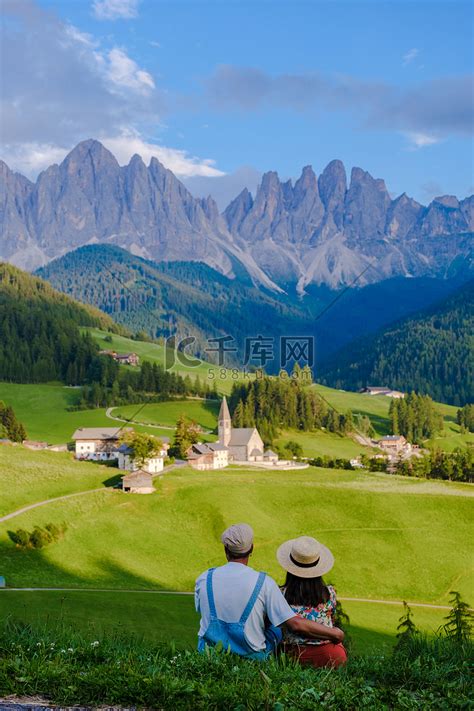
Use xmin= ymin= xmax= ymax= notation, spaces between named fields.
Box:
xmin=2 ymin=0 xmax=473 ymax=206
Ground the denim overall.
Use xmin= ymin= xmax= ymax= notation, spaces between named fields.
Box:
xmin=198 ymin=568 xmax=282 ymax=659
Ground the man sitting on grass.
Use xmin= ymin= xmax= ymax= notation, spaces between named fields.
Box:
xmin=195 ymin=523 xmax=344 ymax=659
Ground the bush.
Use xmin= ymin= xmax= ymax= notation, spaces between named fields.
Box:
xmin=7 ymin=522 xmax=67 ymax=550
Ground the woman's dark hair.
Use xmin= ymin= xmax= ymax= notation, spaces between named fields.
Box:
xmin=283 ymin=571 xmax=330 ymax=607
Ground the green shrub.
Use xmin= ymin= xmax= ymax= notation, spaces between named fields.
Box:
xmin=7 ymin=522 xmax=67 ymax=550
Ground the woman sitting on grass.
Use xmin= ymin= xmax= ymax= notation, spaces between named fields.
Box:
xmin=277 ymin=535 xmax=347 ymax=668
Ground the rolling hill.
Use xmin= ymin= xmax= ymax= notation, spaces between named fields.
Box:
xmin=320 ymin=280 xmax=474 ymax=405
xmin=36 ymin=243 xmax=469 ymax=366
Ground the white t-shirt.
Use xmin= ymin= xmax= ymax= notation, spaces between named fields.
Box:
xmin=195 ymin=562 xmax=295 ymax=652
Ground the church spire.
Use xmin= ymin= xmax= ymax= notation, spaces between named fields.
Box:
xmin=218 ymin=396 xmax=232 ymax=447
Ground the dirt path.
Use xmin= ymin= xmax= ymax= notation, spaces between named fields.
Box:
xmin=0 ymin=488 xmax=112 ymax=523
xmin=105 ymin=407 xmax=212 ymax=434
xmin=105 ymin=407 xmax=176 ymax=430
xmin=0 ymin=587 xmax=457 ymax=610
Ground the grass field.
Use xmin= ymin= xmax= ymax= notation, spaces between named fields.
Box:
xmin=1 ymin=378 xmax=471 ymax=459
xmin=0 ymin=448 xmax=117 ymax=516
xmin=113 ymin=399 xmax=219 ymax=432
xmin=0 ymin=456 xmax=471 ymax=603
xmin=275 ymin=429 xmax=371 ymax=458
xmin=0 ymin=590 xmax=452 ymax=655
xmin=85 ymin=328 xmax=238 ymax=395
xmin=0 ymin=447 xmax=472 ymax=654
xmin=0 ymin=383 xmax=178 ymax=444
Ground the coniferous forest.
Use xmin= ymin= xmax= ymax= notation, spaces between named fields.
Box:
xmin=320 ymin=281 xmax=474 ymax=406
xmin=229 ymin=372 xmax=354 ymax=445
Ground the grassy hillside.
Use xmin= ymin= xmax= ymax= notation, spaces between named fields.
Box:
xmin=0 ymin=382 xmax=171 ymax=443
xmin=85 ymin=327 xmax=237 ymax=394
xmin=320 ymin=280 xmax=474 ymax=406
xmin=0 ymin=448 xmax=117 ymax=516
xmin=0 ymin=454 xmax=471 ymax=604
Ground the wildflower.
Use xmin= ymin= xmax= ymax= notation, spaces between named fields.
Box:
xmin=90 ymin=640 xmax=100 ymax=647
xmin=67 ymin=648 xmax=74 ymax=653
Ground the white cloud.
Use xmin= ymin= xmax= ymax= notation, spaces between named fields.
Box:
xmin=92 ymin=0 xmax=140 ymax=20
xmin=1 ymin=3 xmax=224 ymax=181
xmin=1 ymin=142 xmax=72 ymax=177
xmin=403 ymin=48 xmax=419 ymax=66
xmin=1 ymin=131 xmax=225 ymax=181
xmin=105 ymin=48 xmax=155 ymax=94
xmin=404 ymin=131 xmax=441 ymax=150
xmin=101 ymin=129 xmax=225 ymax=177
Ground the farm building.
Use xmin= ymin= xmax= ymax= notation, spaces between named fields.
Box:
xmin=23 ymin=440 xmax=48 ymax=450
xmin=99 ymin=350 xmax=140 ymax=366
xmin=72 ymin=427 xmax=132 ymax=461
xmin=377 ymin=435 xmax=411 ymax=455
xmin=121 ymin=470 xmax=155 ymax=494
xmin=360 ymin=387 xmax=405 ymax=398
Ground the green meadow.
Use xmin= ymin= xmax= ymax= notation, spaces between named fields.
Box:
xmin=275 ymin=429 xmax=371 ymax=458
xmin=0 ymin=382 xmax=171 ymax=444
xmin=113 ymin=399 xmax=219 ymax=432
xmin=0 ymin=451 xmax=471 ymax=603
xmin=84 ymin=327 xmax=238 ymax=394
xmin=0 ymin=377 xmax=471 ymax=458
xmin=0 ymin=447 xmax=472 ymax=652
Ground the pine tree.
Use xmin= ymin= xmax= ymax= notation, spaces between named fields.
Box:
xmin=442 ymin=591 xmax=473 ymax=642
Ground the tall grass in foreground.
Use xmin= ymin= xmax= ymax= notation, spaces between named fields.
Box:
xmin=0 ymin=620 xmax=472 ymax=709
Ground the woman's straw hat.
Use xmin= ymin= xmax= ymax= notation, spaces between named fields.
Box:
xmin=277 ymin=536 xmax=334 ymax=579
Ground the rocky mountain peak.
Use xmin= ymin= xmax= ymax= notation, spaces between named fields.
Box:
xmin=318 ymin=160 xmax=347 ymax=210
xmin=433 ymin=195 xmax=460 ymax=209
xmin=0 ymin=141 xmax=472 ymax=290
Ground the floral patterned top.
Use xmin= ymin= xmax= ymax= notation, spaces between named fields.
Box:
xmin=283 ymin=585 xmax=337 ymax=646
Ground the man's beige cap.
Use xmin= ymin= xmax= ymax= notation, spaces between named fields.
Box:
xmin=221 ymin=523 xmax=254 ymax=555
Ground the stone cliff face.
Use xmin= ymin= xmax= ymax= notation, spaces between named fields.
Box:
xmin=1 ymin=139 xmax=472 ymax=290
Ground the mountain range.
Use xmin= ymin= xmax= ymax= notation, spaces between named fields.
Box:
xmin=1 ymin=139 xmax=473 ymax=291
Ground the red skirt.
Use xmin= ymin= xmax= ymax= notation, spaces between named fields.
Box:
xmin=285 ymin=642 xmax=347 ymax=668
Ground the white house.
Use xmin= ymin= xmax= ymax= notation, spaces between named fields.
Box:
xmin=72 ymin=427 xmax=132 ymax=461
xmin=187 ymin=442 xmax=229 ymax=470
xmin=116 ymin=439 xmax=169 ymax=474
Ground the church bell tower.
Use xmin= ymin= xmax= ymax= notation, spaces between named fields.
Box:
xmin=218 ymin=396 xmax=232 ymax=447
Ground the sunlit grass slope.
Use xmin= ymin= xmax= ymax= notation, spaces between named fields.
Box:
xmin=0 ymin=465 xmax=471 ymax=605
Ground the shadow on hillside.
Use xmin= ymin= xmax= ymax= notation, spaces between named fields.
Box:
xmin=352 ymin=410 xmax=391 ymax=436
xmin=0 ymin=538 xmax=404 ymax=655
xmin=102 ymin=472 xmax=123 ymax=487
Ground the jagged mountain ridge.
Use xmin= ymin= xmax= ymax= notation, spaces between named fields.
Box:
xmin=1 ymin=139 xmax=473 ymax=290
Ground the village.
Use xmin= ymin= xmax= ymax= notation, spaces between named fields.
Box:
xmin=1 ymin=378 xmax=424 ymax=494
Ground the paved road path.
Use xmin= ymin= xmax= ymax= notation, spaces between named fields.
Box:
xmin=0 ymin=587 xmax=456 ymax=610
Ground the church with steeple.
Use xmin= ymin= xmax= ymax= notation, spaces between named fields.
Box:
xmin=217 ymin=397 xmax=278 ymax=464
xmin=187 ymin=397 xmax=278 ymax=469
